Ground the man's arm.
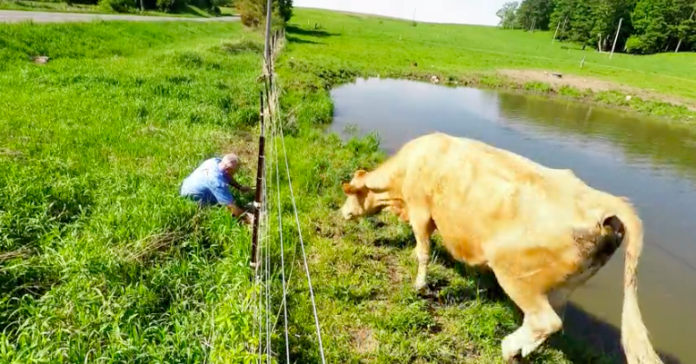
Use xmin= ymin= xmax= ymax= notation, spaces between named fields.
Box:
xmin=227 ymin=203 xmax=254 ymax=224
xmin=230 ymin=178 xmax=254 ymax=194
xmin=209 ymin=181 xmax=253 ymax=223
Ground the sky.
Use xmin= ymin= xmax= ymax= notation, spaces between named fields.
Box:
xmin=293 ymin=0 xmax=509 ymax=26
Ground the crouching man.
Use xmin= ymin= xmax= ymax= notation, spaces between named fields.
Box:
xmin=180 ymin=153 xmax=255 ymax=224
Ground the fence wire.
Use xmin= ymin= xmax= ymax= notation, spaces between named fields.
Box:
xmin=251 ymin=27 xmax=327 ymax=364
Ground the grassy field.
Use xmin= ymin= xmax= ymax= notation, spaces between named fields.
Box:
xmin=279 ymin=8 xmax=696 ymax=122
xmin=270 ymin=8 xmax=696 ymax=364
xmin=2 ymin=6 xmax=692 ymax=364
xmin=0 ymin=21 xmax=266 ymax=362
xmin=0 ymin=0 xmax=232 ymax=18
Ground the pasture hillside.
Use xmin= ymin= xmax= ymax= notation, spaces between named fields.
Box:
xmin=2 ymin=6 xmax=692 ymax=364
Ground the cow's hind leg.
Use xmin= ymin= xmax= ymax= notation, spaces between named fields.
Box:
xmin=409 ymin=207 xmax=435 ymax=291
xmin=496 ymin=272 xmax=563 ymax=362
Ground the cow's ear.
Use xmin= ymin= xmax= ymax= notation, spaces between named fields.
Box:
xmin=342 ymin=182 xmax=356 ymax=194
xmin=351 ymin=170 xmax=368 ymax=189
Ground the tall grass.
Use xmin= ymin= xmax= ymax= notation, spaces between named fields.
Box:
xmin=0 ymin=21 xmax=264 ymax=362
xmin=2 ymin=8 xmax=690 ymax=364
xmin=263 ymin=8 xmax=688 ymax=363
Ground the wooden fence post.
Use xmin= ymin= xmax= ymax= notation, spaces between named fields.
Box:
xmin=250 ymin=91 xmax=265 ymax=271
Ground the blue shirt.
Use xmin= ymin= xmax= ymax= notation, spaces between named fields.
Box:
xmin=180 ymin=158 xmax=235 ymax=206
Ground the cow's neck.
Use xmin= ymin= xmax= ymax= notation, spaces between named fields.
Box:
xmin=371 ymin=190 xmax=400 ymax=207
xmin=369 ymin=190 xmax=407 ymax=219
xmin=364 ymin=157 xmax=403 ymax=191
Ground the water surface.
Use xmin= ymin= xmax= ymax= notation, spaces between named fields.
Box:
xmin=330 ymin=78 xmax=696 ymax=364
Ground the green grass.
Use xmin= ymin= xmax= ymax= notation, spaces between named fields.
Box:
xmin=219 ymin=6 xmax=234 ymax=16
xmin=268 ymin=130 xmax=616 ymax=363
xmin=279 ymin=8 xmax=696 ymax=122
xmin=0 ymin=0 xmax=104 ymax=13
xmin=2 ymin=7 xmax=691 ymax=364
xmin=267 ymin=8 xmax=696 ymax=364
xmin=0 ymin=21 xmax=265 ymax=362
xmin=0 ymin=0 xmax=224 ymax=18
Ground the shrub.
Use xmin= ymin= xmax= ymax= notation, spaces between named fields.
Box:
xmin=98 ymin=0 xmax=136 ymax=12
xmin=625 ymin=32 xmax=667 ymax=55
xmin=221 ymin=38 xmax=264 ymax=54
xmin=235 ymin=0 xmax=292 ymax=28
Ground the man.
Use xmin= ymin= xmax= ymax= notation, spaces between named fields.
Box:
xmin=180 ymin=153 xmax=255 ymax=224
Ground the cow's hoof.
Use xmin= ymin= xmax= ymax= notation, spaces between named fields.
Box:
xmin=413 ymin=277 xmax=427 ymax=291
xmin=506 ymin=354 xmax=526 ymax=364
xmin=502 ymin=335 xmax=521 ymax=363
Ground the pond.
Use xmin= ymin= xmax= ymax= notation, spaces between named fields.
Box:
xmin=330 ymin=77 xmax=696 ymax=364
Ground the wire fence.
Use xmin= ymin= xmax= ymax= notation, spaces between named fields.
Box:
xmin=250 ymin=21 xmax=327 ymax=364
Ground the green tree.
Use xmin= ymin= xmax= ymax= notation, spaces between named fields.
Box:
xmin=549 ymin=0 xmax=576 ymax=40
xmin=568 ymin=0 xmax=597 ymax=47
xmin=516 ymin=0 xmax=554 ymax=30
xmin=674 ymin=0 xmax=696 ymax=51
xmin=591 ymin=0 xmax=636 ymax=51
xmin=497 ymin=1 xmax=520 ymax=29
xmin=626 ymin=0 xmax=692 ymax=53
xmin=236 ymin=0 xmax=292 ymax=28
xmin=546 ymin=0 xmax=695 ymax=53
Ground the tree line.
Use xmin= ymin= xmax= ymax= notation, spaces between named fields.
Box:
xmin=63 ymin=0 xmax=230 ymax=15
xmin=57 ymin=0 xmax=292 ymax=25
xmin=235 ymin=0 xmax=293 ymax=28
xmin=496 ymin=0 xmax=696 ymax=54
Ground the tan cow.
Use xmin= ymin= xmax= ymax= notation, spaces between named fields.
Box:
xmin=340 ymin=132 xmax=662 ymax=364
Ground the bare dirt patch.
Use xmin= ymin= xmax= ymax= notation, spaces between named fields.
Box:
xmin=219 ymin=130 xmax=256 ymax=163
xmin=498 ymin=69 xmax=696 ymax=111
xmin=350 ymin=327 xmax=378 ymax=354
xmin=217 ymin=130 xmax=258 ymax=179
xmin=383 ymin=253 xmax=403 ymax=284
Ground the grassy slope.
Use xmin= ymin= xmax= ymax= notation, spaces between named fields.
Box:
xmin=1 ymin=7 xmax=690 ymax=364
xmin=269 ymin=8 xmax=696 ymax=364
xmin=280 ymin=8 xmax=696 ymax=122
xmin=0 ymin=0 xmax=229 ymax=18
xmin=0 ymin=21 xmax=263 ymax=363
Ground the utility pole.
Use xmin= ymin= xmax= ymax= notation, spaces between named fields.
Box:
xmin=263 ymin=0 xmax=273 ymax=64
xmin=610 ymin=18 xmax=623 ymax=59
xmin=139 ymin=0 xmax=143 ymax=12
xmin=676 ymin=8 xmax=696 ymax=53
xmin=552 ymin=19 xmax=561 ymax=44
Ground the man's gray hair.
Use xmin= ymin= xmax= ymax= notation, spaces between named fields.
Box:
xmin=220 ymin=153 xmax=240 ymax=169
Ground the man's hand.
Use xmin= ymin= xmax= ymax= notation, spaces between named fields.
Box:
xmin=231 ymin=178 xmax=254 ymax=194
xmin=241 ymin=212 xmax=255 ymax=225
xmin=244 ymin=202 xmax=259 ymax=215
xmin=228 ymin=203 xmax=254 ymax=225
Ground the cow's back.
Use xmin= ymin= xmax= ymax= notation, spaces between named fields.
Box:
xmin=398 ymin=133 xmax=595 ymax=264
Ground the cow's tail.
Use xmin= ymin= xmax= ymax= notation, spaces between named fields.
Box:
xmin=612 ymin=198 xmax=663 ymax=364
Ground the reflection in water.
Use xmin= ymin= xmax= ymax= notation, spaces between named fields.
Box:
xmin=330 ymin=78 xmax=696 ymax=364
xmin=495 ymin=93 xmax=696 ymax=182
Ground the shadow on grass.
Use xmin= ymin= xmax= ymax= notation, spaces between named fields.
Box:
xmin=0 ymin=257 xmax=61 ymax=334
xmin=287 ymin=36 xmax=322 ymax=45
xmin=557 ymin=305 xmax=683 ymax=364
xmin=286 ymin=25 xmax=337 ymax=38
xmin=370 ymin=228 xmax=683 ymax=364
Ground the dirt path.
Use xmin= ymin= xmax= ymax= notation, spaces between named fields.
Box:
xmin=0 ymin=9 xmax=239 ymax=23
xmin=499 ymin=69 xmax=696 ymax=111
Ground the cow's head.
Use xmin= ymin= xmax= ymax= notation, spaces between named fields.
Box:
xmin=340 ymin=169 xmax=382 ymax=220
